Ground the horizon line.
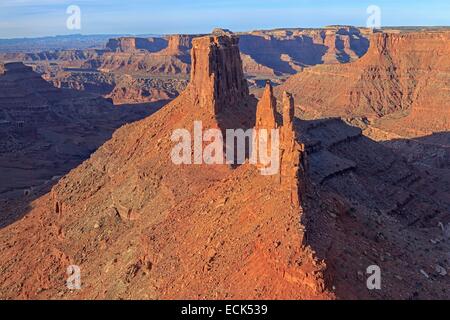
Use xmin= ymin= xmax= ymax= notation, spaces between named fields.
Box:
xmin=1 ymin=25 xmax=450 ymax=41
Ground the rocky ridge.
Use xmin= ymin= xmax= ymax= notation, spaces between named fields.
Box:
xmin=0 ymin=32 xmax=334 ymax=300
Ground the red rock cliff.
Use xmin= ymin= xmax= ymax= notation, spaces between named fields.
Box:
xmin=105 ymin=37 xmax=166 ymax=53
xmin=188 ymin=34 xmax=250 ymax=115
xmin=160 ymin=35 xmax=195 ymax=56
xmin=278 ymin=30 xmax=450 ymax=136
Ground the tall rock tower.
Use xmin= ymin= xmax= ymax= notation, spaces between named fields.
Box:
xmin=188 ymin=33 xmax=249 ymax=115
xmin=280 ymin=91 xmax=305 ymax=206
xmin=255 ymin=82 xmax=277 ymax=129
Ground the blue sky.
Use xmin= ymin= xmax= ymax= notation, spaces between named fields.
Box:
xmin=0 ymin=0 xmax=449 ymax=38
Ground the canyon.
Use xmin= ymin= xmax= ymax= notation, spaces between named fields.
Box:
xmin=0 ymin=26 xmax=449 ymax=300
xmin=0 ymin=61 xmax=161 ymax=206
xmin=0 ymin=32 xmax=333 ymax=299
xmin=277 ymin=30 xmax=450 ymax=137
xmin=0 ymin=26 xmax=371 ymax=104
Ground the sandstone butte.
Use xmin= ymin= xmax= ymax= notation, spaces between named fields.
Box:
xmin=99 ymin=34 xmax=196 ymax=76
xmin=277 ymin=30 xmax=450 ymax=138
xmin=85 ymin=26 xmax=371 ymax=78
xmin=0 ymin=33 xmax=335 ymax=299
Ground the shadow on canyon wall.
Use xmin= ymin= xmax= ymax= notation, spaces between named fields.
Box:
xmin=0 ymin=99 xmax=169 ymax=229
xmin=239 ymin=31 xmax=370 ymax=75
xmin=296 ymin=118 xmax=450 ymax=299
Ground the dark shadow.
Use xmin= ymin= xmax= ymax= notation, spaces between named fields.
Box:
xmin=335 ymin=37 xmax=351 ymax=63
xmin=337 ymin=26 xmax=370 ymax=57
xmin=177 ymin=53 xmax=192 ymax=65
xmin=56 ymin=69 xmax=116 ymax=95
xmin=382 ymin=131 xmax=450 ymax=170
xmin=239 ymin=27 xmax=370 ymax=75
xmin=106 ymin=37 xmax=168 ymax=53
xmin=295 ymin=117 xmax=450 ymax=299
xmin=215 ymin=95 xmax=258 ymax=169
xmin=135 ymin=38 xmax=168 ymax=52
xmin=239 ymin=34 xmax=327 ymax=74
xmin=0 ymin=65 xmax=172 ymax=228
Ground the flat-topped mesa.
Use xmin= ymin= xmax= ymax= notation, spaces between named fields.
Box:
xmin=255 ymin=82 xmax=277 ymax=129
xmin=105 ymin=37 xmax=166 ymax=53
xmin=188 ymin=33 xmax=249 ymax=115
xmin=364 ymin=31 xmax=450 ymax=61
xmin=106 ymin=37 xmax=140 ymax=52
xmin=161 ymin=35 xmax=194 ymax=56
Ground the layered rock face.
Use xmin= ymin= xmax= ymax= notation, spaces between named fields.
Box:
xmin=278 ymin=31 xmax=450 ymax=137
xmin=96 ymin=27 xmax=370 ymax=77
xmin=98 ymin=50 xmax=191 ymax=76
xmin=98 ymin=35 xmax=197 ymax=76
xmin=0 ymin=27 xmax=371 ymax=106
xmin=0 ymin=32 xmax=332 ymax=300
xmin=239 ymin=26 xmax=370 ymax=76
xmin=105 ymin=37 xmax=167 ymax=53
xmin=46 ymin=69 xmax=188 ymax=104
xmin=188 ymin=34 xmax=249 ymax=115
xmin=55 ymin=27 xmax=369 ymax=79
xmin=159 ymin=35 xmax=194 ymax=56
xmin=1 ymin=29 xmax=449 ymax=301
